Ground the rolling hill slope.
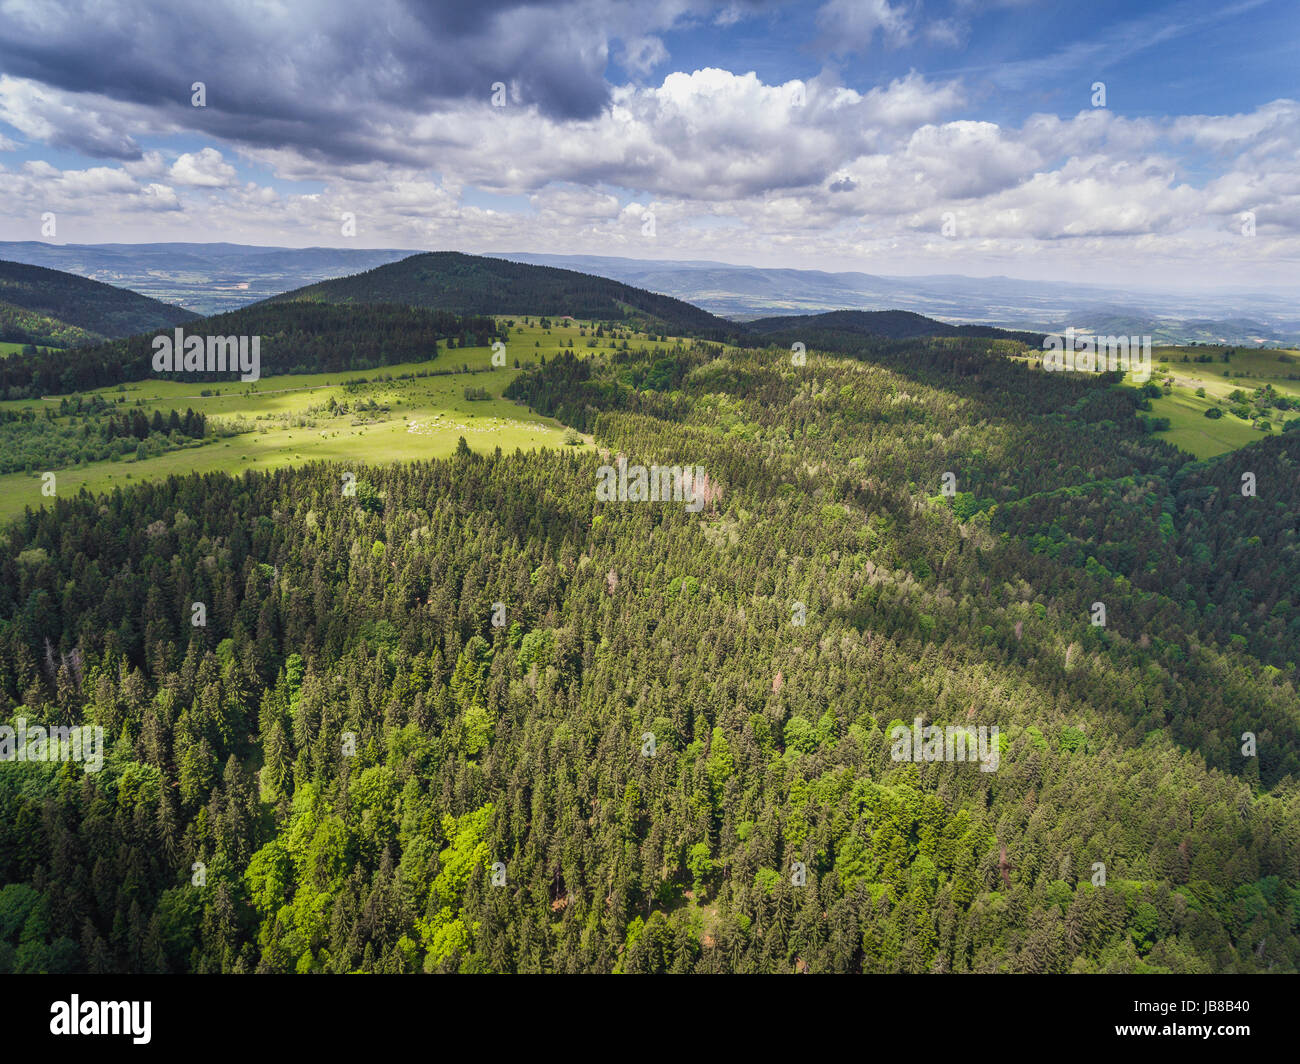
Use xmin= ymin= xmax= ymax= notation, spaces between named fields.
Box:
xmin=0 ymin=259 xmax=198 ymax=347
xmin=264 ymin=251 xmax=741 ymax=339
xmin=0 ymin=301 xmax=498 ymax=397
xmin=747 ymin=309 xmax=1046 ymax=345
xmin=0 ymin=241 xmax=418 ymax=314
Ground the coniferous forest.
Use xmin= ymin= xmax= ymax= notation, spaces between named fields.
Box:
xmin=2 ymin=328 xmax=1297 ymax=975
xmin=8 ymin=7 xmax=1300 ymax=1054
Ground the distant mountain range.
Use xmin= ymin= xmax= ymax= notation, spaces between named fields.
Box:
xmin=1 ymin=254 xmax=1033 ymax=362
xmin=491 ymin=252 xmax=1300 ymax=348
xmin=1 ymin=241 xmax=1296 ymax=347
xmin=0 ymin=241 xmax=414 ymax=315
xmin=746 ymin=309 xmax=1044 ymax=345
xmin=0 ymin=259 xmax=197 ymax=347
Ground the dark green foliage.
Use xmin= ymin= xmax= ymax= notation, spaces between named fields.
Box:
xmin=747 ymin=309 xmax=1045 ymax=345
xmin=0 ymin=398 xmax=207 ymax=473
xmin=266 ymin=252 xmax=742 ymax=341
xmin=0 ymin=302 xmax=497 ymax=398
xmin=0 ymin=324 xmax=1296 ymax=975
xmin=0 ymin=259 xmax=197 ymax=346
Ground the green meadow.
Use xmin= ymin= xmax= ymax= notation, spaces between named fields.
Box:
xmin=0 ymin=341 xmax=59 ymax=357
xmin=1130 ymin=346 xmax=1300 ymax=459
xmin=1017 ymin=343 xmax=1300 ymax=460
xmin=0 ymin=317 xmax=683 ymax=525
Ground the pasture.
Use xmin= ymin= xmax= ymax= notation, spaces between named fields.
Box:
xmin=0 ymin=317 xmax=683 ymax=525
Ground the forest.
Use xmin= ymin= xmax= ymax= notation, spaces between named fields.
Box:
xmin=0 ymin=259 xmax=197 ymax=348
xmin=0 ymin=400 xmax=208 ymax=475
xmin=1 ymin=326 xmax=1296 ymax=974
xmin=0 ymin=303 xmax=501 ymax=399
xmin=269 ymin=252 xmax=742 ymax=340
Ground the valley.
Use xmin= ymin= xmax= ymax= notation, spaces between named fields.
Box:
xmin=0 ymin=250 xmax=1297 ymax=979
xmin=4 ymin=0 xmax=1299 ymax=1006
xmin=0 ymin=317 xmax=686 ymax=524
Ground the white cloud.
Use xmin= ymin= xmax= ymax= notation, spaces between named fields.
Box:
xmin=168 ymin=148 xmax=237 ymax=187
xmin=0 ymin=75 xmax=144 ymax=159
xmin=924 ymin=18 xmax=968 ymax=48
xmin=140 ymin=183 xmax=182 ymax=210
xmin=123 ymin=150 xmax=168 ymax=179
xmin=0 ymin=60 xmax=1295 ymax=286
xmin=620 ymin=36 xmax=670 ymax=77
xmin=531 ymin=184 xmax=622 ymax=221
xmin=815 ymin=0 xmax=913 ymax=54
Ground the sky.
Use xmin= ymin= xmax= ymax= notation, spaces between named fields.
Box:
xmin=0 ymin=0 xmax=1296 ymax=287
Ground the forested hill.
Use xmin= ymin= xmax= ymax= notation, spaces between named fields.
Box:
xmin=0 ymin=259 xmax=197 ymax=347
xmin=747 ymin=309 xmax=1046 ymax=346
xmin=2 ymin=328 xmax=1298 ymax=975
xmin=0 ymin=302 xmax=499 ymax=398
xmin=263 ymin=252 xmax=742 ymax=340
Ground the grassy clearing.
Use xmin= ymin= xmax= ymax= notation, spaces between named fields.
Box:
xmin=0 ymin=317 xmax=682 ymax=525
xmin=1016 ymin=344 xmax=1300 ymax=460
xmin=1144 ymin=385 xmax=1272 ymax=458
xmin=1133 ymin=347 xmax=1300 ymax=459
xmin=0 ymin=341 xmax=61 ymax=357
xmin=1148 ymin=346 xmax=1300 ymax=398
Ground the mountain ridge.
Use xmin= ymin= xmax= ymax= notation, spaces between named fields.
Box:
xmin=746 ymin=309 xmax=1046 ymax=345
xmin=0 ymin=258 xmax=197 ymax=347
xmin=262 ymin=251 xmax=743 ymax=340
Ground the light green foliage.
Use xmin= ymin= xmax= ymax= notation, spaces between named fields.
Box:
xmin=418 ymin=803 xmax=495 ymax=968
xmin=517 ymin=628 xmax=554 ymax=673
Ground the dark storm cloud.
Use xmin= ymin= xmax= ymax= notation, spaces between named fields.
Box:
xmin=0 ymin=0 xmax=741 ymax=162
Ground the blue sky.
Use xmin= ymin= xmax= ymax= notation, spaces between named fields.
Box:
xmin=634 ymin=0 xmax=1296 ymax=121
xmin=0 ymin=0 xmax=1296 ymax=286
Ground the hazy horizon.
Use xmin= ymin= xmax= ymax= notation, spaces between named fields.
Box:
xmin=4 ymin=238 xmax=1299 ymax=300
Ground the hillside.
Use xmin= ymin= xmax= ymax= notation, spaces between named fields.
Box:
xmin=0 ymin=259 xmax=197 ymax=347
xmin=265 ymin=251 xmax=741 ymax=339
xmin=747 ymin=309 xmax=1046 ymax=345
xmin=0 ymin=301 xmax=498 ymax=398
xmin=495 ymin=253 xmax=1300 ymax=346
xmin=0 ymin=241 xmax=416 ymax=314
xmin=3 ymin=324 xmax=1299 ymax=975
